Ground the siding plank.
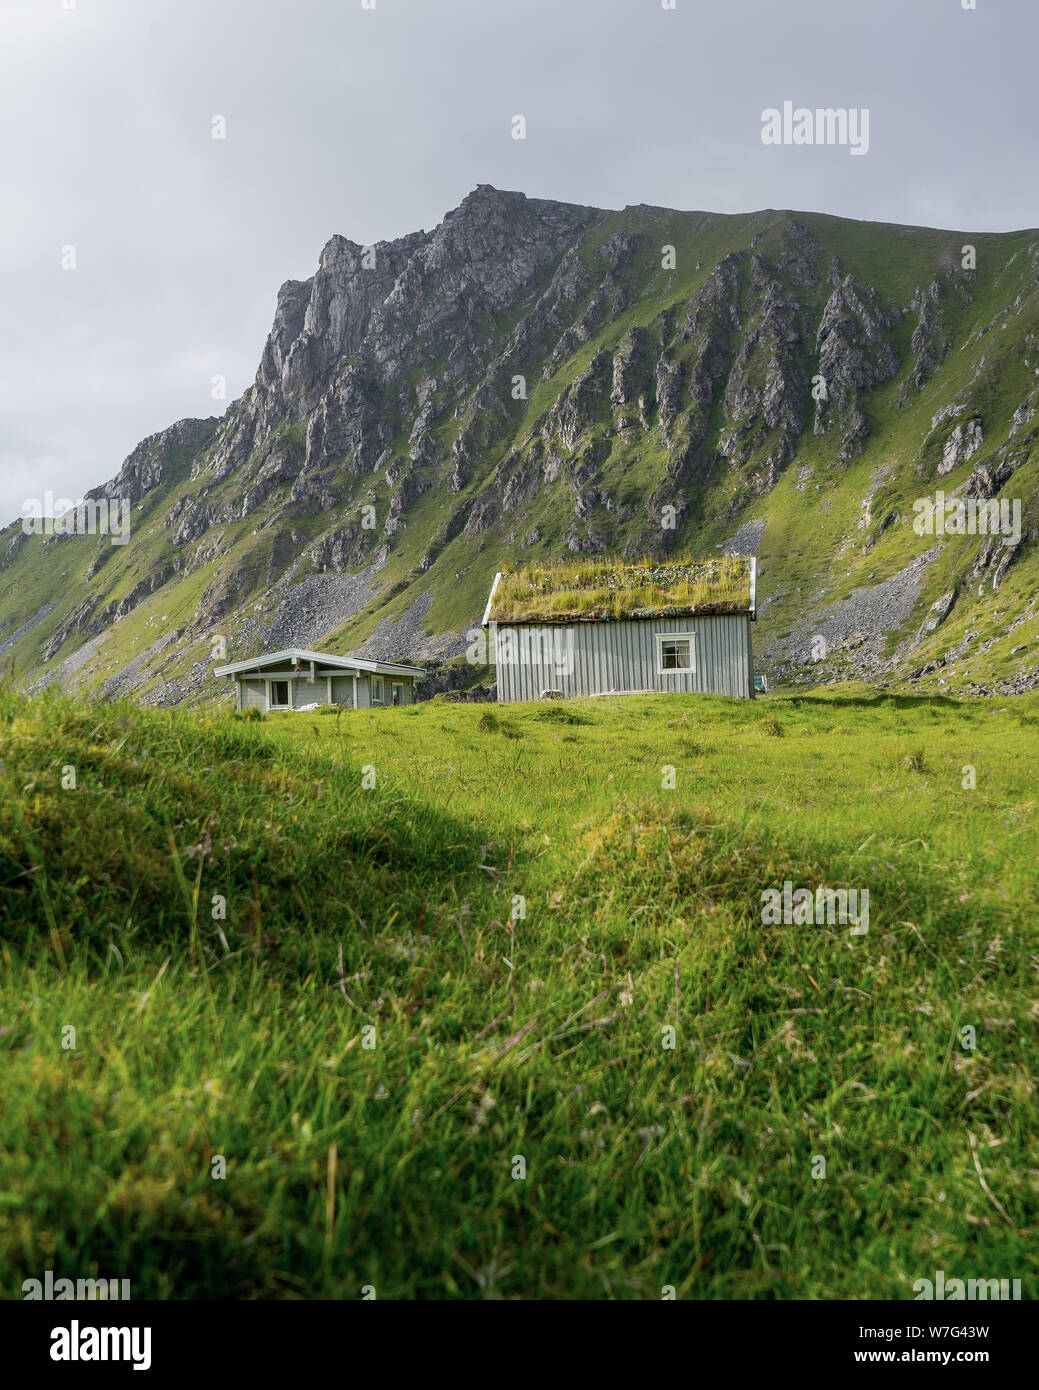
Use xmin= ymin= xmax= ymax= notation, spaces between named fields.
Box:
xmin=493 ymin=615 xmax=753 ymax=702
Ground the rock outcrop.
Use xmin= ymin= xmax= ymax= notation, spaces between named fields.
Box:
xmin=3 ymin=186 xmax=1037 ymax=703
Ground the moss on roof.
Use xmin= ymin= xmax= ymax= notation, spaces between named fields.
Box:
xmin=488 ymin=553 xmax=753 ymax=624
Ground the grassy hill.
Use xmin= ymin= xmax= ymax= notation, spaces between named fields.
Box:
xmin=1 ymin=685 xmax=1035 ymax=1298
xmin=0 ymin=192 xmax=1036 ymax=703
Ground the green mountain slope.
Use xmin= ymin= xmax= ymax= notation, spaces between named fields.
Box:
xmin=2 ymin=187 xmax=1037 ymax=702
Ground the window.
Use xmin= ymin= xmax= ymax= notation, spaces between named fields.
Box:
xmin=270 ymin=680 xmax=289 ymax=707
xmin=371 ymin=676 xmax=384 ymax=704
xmin=657 ymin=634 xmax=694 ymax=674
xmin=391 ymin=683 xmax=402 ymax=706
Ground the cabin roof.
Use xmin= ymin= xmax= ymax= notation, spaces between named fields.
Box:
xmin=483 ymin=555 xmax=755 ymax=626
xmin=213 ymin=648 xmax=424 ymax=678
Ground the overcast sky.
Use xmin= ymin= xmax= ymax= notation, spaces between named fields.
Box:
xmin=1 ymin=0 xmax=1036 ymax=526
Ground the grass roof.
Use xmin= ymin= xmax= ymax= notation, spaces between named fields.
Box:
xmin=488 ymin=553 xmax=753 ymax=624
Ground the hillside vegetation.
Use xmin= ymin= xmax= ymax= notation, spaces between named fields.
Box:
xmin=1 ymin=687 xmax=1035 ymax=1298
xmin=0 ymin=189 xmax=1036 ymax=703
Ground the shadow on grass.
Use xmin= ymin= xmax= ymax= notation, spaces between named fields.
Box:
xmin=0 ymin=690 xmax=505 ymax=967
xmin=781 ymin=692 xmax=967 ymax=711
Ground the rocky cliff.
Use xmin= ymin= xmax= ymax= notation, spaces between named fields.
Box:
xmin=2 ymin=186 xmax=1037 ymax=702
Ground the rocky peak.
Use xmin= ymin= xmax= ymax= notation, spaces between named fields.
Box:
xmin=10 ymin=188 xmax=1037 ymax=706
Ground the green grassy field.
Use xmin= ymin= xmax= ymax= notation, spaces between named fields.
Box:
xmin=1 ymin=684 xmax=1036 ymax=1300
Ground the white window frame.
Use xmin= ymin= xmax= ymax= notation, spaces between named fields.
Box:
xmin=655 ymin=632 xmax=695 ymax=676
xmin=371 ymin=675 xmax=384 ymax=705
xmin=267 ymin=678 xmax=291 ymax=709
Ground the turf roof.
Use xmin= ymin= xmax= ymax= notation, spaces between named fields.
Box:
xmin=486 ymin=553 xmax=754 ymax=624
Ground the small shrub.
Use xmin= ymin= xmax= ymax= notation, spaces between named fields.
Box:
xmin=903 ymin=748 xmax=927 ymax=773
xmin=533 ymin=705 xmax=591 ymax=726
xmin=760 ymin=716 xmax=784 ymax=738
xmin=477 ymin=709 xmax=522 ymax=738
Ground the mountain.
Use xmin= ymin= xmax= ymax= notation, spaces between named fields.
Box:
xmin=2 ymin=185 xmax=1038 ymax=703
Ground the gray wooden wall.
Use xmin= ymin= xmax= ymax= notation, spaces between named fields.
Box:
xmin=493 ymin=615 xmax=754 ymax=702
xmin=235 ymin=672 xmax=415 ymax=711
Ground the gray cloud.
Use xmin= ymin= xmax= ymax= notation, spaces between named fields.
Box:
xmin=2 ymin=0 xmax=1036 ymax=525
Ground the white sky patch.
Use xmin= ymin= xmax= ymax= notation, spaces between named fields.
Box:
xmin=1 ymin=0 xmax=1036 ymax=525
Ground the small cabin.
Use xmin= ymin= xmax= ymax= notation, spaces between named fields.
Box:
xmin=213 ymin=648 xmax=424 ymax=712
xmin=482 ymin=555 xmax=757 ymax=703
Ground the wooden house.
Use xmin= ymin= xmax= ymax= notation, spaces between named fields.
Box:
xmin=481 ymin=555 xmax=756 ymax=703
xmin=214 ymin=648 xmax=423 ymax=712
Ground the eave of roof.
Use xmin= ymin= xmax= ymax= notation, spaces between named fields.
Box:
xmin=484 ymin=602 xmax=752 ymax=626
xmin=214 ymin=648 xmax=424 ymax=678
